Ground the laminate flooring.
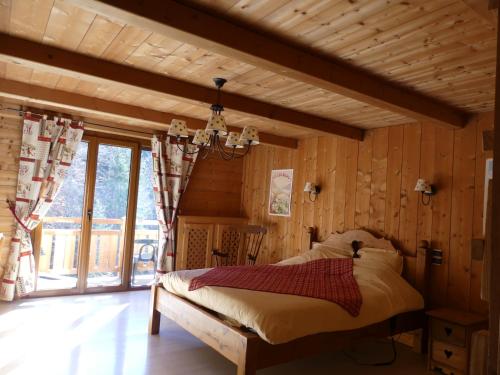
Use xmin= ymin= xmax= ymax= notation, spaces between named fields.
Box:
xmin=0 ymin=290 xmax=429 ymax=375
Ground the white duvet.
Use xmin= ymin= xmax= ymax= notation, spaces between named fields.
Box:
xmin=161 ymin=245 xmax=423 ymax=344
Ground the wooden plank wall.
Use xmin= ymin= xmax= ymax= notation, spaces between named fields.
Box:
xmin=0 ymin=110 xmax=20 ymax=278
xmin=180 ymin=154 xmax=243 ymax=217
xmin=241 ymin=113 xmax=493 ymax=313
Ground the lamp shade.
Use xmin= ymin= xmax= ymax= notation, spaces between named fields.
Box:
xmin=304 ymin=182 xmax=314 ymax=192
xmin=205 ymin=113 xmax=228 ymax=135
xmin=225 ymin=132 xmax=244 ymax=148
xmin=192 ymin=129 xmax=210 ymax=145
xmin=168 ymin=119 xmax=189 ymax=137
xmin=239 ymin=126 xmax=259 ymax=145
xmin=414 ymin=178 xmax=430 ymax=193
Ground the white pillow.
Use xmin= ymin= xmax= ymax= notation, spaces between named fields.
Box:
xmin=277 ymin=244 xmax=348 ymax=265
xmin=311 ymin=242 xmax=351 ymax=258
xmin=356 ymin=247 xmax=403 ymax=274
xmin=313 ymin=235 xmax=353 ymax=257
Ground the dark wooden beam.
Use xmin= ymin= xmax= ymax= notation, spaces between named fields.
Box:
xmin=67 ymin=0 xmax=470 ymax=128
xmin=0 ymin=78 xmax=298 ymax=149
xmin=0 ymin=33 xmax=363 ymax=141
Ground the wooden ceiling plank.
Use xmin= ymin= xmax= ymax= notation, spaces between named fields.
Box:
xmin=0 ymin=32 xmax=363 ymax=140
xmin=43 ymin=0 xmax=96 ymax=50
xmin=66 ymin=0 xmax=469 ymax=128
xmin=307 ymin=1 xmax=415 ymax=51
xmin=0 ymin=77 xmax=297 ymax=149
xmin=77 ymin=15 xmax=125 ymax=57
xmin=225 ymin=0 xmax=290 ymax=22
xmin=9 ymin=0 xmax=54 ymax=41
xmin=337 ymin=2 xmax=466 ymax=61
xmin=0 ymin=0 xmax=11 ymax=33
xmin=354 ymin=18 xmax=487 ymax=70
xmin=100 ymin=25 xmax=152 ymax=62
xmin=287 ymin=0 xmax=388 ymax=44
xmin=5 ymin=63 xmax=32 ymax=83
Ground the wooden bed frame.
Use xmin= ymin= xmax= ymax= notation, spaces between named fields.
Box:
xmin=149 ymin=229 xmax=432 ymax=375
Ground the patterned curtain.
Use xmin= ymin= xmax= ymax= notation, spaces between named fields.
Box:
xmin=151 ymin=135 xmax=198 ymax=276
xmin=0 ymin=113 xmax=84 ymax=301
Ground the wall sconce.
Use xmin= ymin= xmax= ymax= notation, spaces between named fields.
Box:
xmin=414 ymin=178 xmax=435 ymax=206
xmin=304 ymin=182 xmax=320 ymax=202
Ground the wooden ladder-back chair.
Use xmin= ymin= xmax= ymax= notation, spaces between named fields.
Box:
xmin=212 ymin=225 xmax=267 ymax=266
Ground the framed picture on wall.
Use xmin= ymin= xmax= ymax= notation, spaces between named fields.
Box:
xmin=268 ymin=169 xmax=293 ymax=217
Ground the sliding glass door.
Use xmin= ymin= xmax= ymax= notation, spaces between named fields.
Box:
xmin=130 ymin=149 xmax=159 ymax=287
xmin=33 ymin=136 xmax=139 ymax=295
xmin=86 ymin=143 xmax=134 ymax=288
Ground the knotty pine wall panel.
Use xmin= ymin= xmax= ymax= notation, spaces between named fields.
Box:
xmin=179 ymin=154 xmax=244 ymax=217
xmin=0 ymin=112 xmax=22 ymax=276
xmin=242 ymin=113 xmax=493 ymax=313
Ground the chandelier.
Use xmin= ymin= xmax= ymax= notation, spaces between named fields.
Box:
xmin=167 ymin=78 xmax=259 ymax=160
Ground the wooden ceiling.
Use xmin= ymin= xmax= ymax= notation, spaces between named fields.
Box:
xmin=0 ymin=0 xmax=497 ymax=143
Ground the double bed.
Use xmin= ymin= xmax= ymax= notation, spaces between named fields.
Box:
xmin=149 ymin=229 xmax=431 ymax=374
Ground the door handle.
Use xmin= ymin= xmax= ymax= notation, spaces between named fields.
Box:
xmin=87 ymin=209 xmax=93 ymax=221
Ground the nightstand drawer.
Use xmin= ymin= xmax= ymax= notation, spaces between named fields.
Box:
xmin=432 ymin=319 xmax=466 ymax=347
xmin=432 ymin=341 xmax=467 ymax=371
xmin=430 ymin=361 xmax=465 ymax=375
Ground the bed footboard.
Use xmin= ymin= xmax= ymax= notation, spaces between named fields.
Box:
xmin=149 ymin=284 xmax=161 ymax=335
xmin=149 ymin=285 xmax=259 ymax=374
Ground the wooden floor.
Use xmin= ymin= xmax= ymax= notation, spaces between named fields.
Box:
xmin=0 ymin=291 xmax=429 ymax=375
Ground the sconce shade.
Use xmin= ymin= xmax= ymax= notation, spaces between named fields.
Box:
xmin=414 ymin=178 xmax=432 ymax=193
xmin=304 ymin=182 xmax=314 ymax=193
xmin=168 ymin=119 xmax=189 ymax=138
xmin=225 ymin=132 xmax=244 ymax=148
xmin=192 ymin=129 xmax=210 ymax=145
xmin=205 ymin=113 xmax=228 ymax=135
xmin=239 ymin=126 xmax=259 ymax=145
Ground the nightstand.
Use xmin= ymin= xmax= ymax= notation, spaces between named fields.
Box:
xmin=426 ymin=308 xmax=488 ymax=375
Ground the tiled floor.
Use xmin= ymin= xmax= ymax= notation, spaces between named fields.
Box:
xmin=0 ymin=291 xmax=429 ymax=374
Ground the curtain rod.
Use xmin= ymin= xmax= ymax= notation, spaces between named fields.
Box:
xmin=0 ymin=106 xmax=156 ymax=137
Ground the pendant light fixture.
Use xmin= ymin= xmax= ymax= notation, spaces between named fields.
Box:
xmin=167 ymin=78 xmax=259 ymax=160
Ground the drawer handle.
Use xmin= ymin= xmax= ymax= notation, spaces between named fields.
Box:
xmin=444 ymin=349 xmax=453 ymax=359
xmin=444 ymin=327 xmax=453 ymax=336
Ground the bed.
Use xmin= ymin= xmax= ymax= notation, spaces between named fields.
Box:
xmin=149 ymin=229 xmax=432 ymax=374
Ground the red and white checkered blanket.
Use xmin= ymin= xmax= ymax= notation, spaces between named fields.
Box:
xmin=188 ymin=258 xmax=362 ymax=316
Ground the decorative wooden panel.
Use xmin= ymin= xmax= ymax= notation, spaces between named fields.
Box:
xmin=242 ymin=112 xmax=493 ymax=314
xmin=184 ymin=224 xmax=212 ymax=270
xmin=176 ymin=216 xmax=247 ymax=270
xmin=214 ymin=225 xmax=242 ymax=267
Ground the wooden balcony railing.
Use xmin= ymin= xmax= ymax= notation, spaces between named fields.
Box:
xmin=37 ymin=217 xmax=159 ymax=275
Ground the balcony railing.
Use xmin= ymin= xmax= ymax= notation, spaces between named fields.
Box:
xmin=37 ymin=217 xmax=159 ymax=287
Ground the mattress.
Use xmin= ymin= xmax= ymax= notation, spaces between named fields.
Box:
xmin=161 ymin=246 xmax=424 ymax=344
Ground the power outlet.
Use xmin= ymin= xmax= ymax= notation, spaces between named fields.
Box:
xmin=431 ymin=249 xmax=443 ymax=265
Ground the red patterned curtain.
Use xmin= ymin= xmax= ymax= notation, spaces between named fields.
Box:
xmin=0 ymin=113 xmax=84 ymax=301
xmin=151 ymin=135 xmax=198 ymax=276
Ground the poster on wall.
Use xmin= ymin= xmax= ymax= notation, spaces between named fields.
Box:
xmin=268 ymin=169 xmax=293 ymax=217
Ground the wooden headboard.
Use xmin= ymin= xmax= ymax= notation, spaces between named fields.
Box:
xmin=323 ymin=229 xmax=398 ymax=252
xmin=306 ymin=227 xmax=432 ymax=305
